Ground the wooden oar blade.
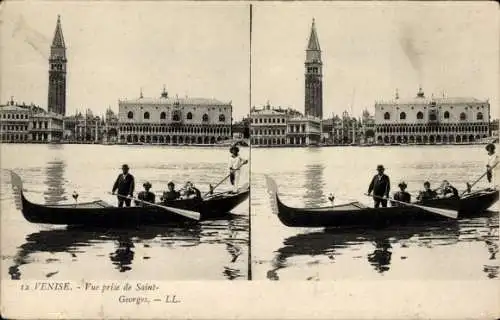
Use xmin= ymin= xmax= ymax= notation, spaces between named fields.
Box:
xmin=417 ymin=205 xmax=458 ymax=219
xmin=165 ymin=206 xmax=201 ymax=221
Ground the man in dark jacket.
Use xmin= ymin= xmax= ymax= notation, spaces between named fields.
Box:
xmin=112 ymin=164 xmax=135 ymax=207
xmin=367 ymin=164 xmax=390 ymax=208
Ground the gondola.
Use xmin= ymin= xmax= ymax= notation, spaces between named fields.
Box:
xmin=10 ymin=171 xmax=249 ymax=227
xmin=266 ymin=176 xmax=498 ymax=228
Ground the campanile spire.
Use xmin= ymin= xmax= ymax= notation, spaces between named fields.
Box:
xmin=304 ymin=18 xmax=323 ymax=119
xmin=48 ymin=15 xmax=67 ymax=115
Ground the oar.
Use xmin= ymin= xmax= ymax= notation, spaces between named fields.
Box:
xmin=114 ymin=194 xmax=200 ymax=221
xmin=203 ymin=160 xmax=248 ymax=197
xmin=460 ymin=161 xmax=499 ymax=196
xmin=365 ymin=194 xmax=458 ymax=219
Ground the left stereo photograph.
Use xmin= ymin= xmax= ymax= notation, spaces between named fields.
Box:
xmin=0 ymin=2 xmax=251 ymax=281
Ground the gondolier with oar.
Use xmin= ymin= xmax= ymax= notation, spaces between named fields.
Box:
xmin=486 ymin=143 xmax=498 ymax=188
xmin=112 ymin=164 xmax=135 ymax=207
xmin=228 ymin=145 xmax=248 ymax=193
xmin=367 ymin=164 xmax=390 ymax=208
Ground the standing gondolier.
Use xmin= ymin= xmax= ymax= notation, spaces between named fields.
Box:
xmin=228 ymin=145 xmax=248 ymax=193
xmin=112 ymin=164 xmax=135 ymax=207
xmin=367 ymin=164 xmax=390 ymax=208
xmin=486 ymin=143 xmax=498 ymax=187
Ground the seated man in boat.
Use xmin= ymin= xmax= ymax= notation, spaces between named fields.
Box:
xmin=439 ymin=180 xmax=459 ymax=199
xmin=181 ymin=181 xmax=201 ymax=200
xmin=161 ymin=182 xmax=180 ymax=203
xmin=416 ymin=181 xmax=438 ymax=201
xmin=228 ymin=146 xmax=248 ymax=193
xmin=391 ymin=181 xmax=411 ymax=206
xmin=367 ymin=164 xmax=390 ymax=208
xmin=135 ymin=182 xmax=156 ymax=206
xmin=111 ymin=164 xmax=135 ymax=208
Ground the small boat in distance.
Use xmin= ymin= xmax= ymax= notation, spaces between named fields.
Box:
xmin=265 ymin=176 xmax=498 ymax=228
xmin=9 ymin=171 xmax=249 ymax=227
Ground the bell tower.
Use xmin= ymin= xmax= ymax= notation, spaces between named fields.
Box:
xmin=48 ymin=15 xmax=67 ymax=115
xmin=304 ymin=18 xmax=323 ymax=119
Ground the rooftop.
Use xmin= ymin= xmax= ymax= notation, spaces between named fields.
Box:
xmin=119 ymin=96 xmax=231 ymax=106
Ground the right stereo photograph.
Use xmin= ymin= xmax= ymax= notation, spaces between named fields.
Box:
xmin=250 ymin=3 xmax=499 ymax=281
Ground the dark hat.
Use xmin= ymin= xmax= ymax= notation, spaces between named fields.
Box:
xmin=398 ymin=181 xmax=407 ymax=188
xmin=230 ymin=145 xmax=239 ymax=154
xmin=122 ymin=164 xmax=129 ymax=169
xmin=424 ymin=181 xmax=430 ymax=186
xmin=486 ymin=143 xmax=496 ymax=152
xmin=377 ymin=165 xmax=385 ymax=170
xmin=143 ymin=181 xmax=152 ymax=188
xmin=167 ymin=181 xmax=174 ymax=186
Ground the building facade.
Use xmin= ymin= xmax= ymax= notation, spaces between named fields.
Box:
xmin=304 ymin=19 xmax=323 ymax=119
xmin=48 ymin=15 xmax=67 ymax=116
xmin=375 ymin=88 xmax=491 ymax=144
xmin=0 ymin=98 xmax=63 ymax=143
xmin=0 ymin=100 xmax=31 ymax=143
xmin=117 ymin=89 xmax=232 ymax=145
xmin=250 ymin=104 xmax=289 ymax=146
xmin=287 ymin=116 xmax=321 ymax=145
xmin=31 ymin=112 xmax=64 ymax=142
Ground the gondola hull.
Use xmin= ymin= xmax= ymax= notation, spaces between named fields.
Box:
xmin=11 ymin=172 xmax=249 ymax=227
xmin=266 ymin=177 xmax=498 ymax=228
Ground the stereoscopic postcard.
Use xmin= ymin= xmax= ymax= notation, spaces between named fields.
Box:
xmin=1 ymin=1 xmax=498 ymax=319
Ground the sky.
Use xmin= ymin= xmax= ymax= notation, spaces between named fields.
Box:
xmin=0 ymin=2 xmax=250 ymax=120
xmin=252 ymin=2 xmax=499 ymax=118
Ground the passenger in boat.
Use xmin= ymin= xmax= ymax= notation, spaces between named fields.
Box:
xmin=228 ymin=146 xmax=248 ymax=193
xmin=367 ymin=164 xmax=390 ymax=208
xmin=416 ymin=181 xmax=438 ymax=201
xmin=111 ymin=164 xmax=135 ymax=207
xmin=181 ymin=181 xmax=201 ymax=200
xmin=439 ymin=180 xmax=459 ymax=199
xmin=161 ymin=182 xmax=180 ymax=203
xmin=391 ymin=181 xmax=411 ymax=206
xmin=135 ymin=182 xmax=155 ymax=206
xmin=486 ymin=143 xmax=498 ymax=185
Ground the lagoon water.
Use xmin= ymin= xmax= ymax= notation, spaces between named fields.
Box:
xmin=1 ymin=144 xmax=249 ymax=280
xmin=251 ymin=145 xmax=499 ymax=280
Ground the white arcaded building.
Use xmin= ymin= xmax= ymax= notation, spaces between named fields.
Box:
xmin=117 ymin=88 xmax=232 ymax=145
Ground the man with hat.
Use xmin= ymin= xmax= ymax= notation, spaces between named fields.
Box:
xmin=391 ymin=181 xmax=411 ymax=207
xmin=367 ymin=164 xmax=391 ymax=208
xmin=486 ymin=143 xmax=498 ymax=186
xmin=135 ymin=181 xmax=155 ymax=206
xmin=112 ymin=164 xmax=135 ymax=207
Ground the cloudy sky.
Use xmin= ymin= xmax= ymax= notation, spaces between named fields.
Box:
xmin=252 ymin=2 xmax=499 ymax=118
xmin=1 ymin=2 xmax=250 ymax=120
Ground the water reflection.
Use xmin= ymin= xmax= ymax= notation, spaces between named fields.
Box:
xmin=7 ymin=215 xmax=248 ymax=280
xmin=303 ymin=163 xmax=325 ymax=207
xmin=267 ymin=215 xmax=498 ymax=280
xmin=43 ymin=160 xmax=66 ymax=205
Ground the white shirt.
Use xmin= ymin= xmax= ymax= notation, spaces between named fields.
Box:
xmin=229 ymin=155 xmax=245 ymax=170
xmin=487 ymin=153 xmax=498 ymax=168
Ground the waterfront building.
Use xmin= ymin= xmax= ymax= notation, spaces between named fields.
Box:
xmin=287 ymin=116 xmax=321 ymax=145
xmin=232 ymin=116 xmax=250 ymax=140
xmin=31 ymin=111 xmax=64 ymax=142
xmin=250 ymin=104 xmax=289 ymax=146
xmin=249 ymin=104 xmax=303 ymax=146
xmin=0 ymin=98 xmax=63 ymax=143
xmin=304 ymin=19 xmax=323 ymax=119
xmin=117 ymin=88 xmax=232 ymax=145
xmin=48 ymin=15 xmax=67 ymax=116
xmin=375 ymin=88 xmax=492 ymax=144
xmin=103 ymin=108 xmax=119 ymax=143
xmin=0 ymin=99 xmax=31 ymax=143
